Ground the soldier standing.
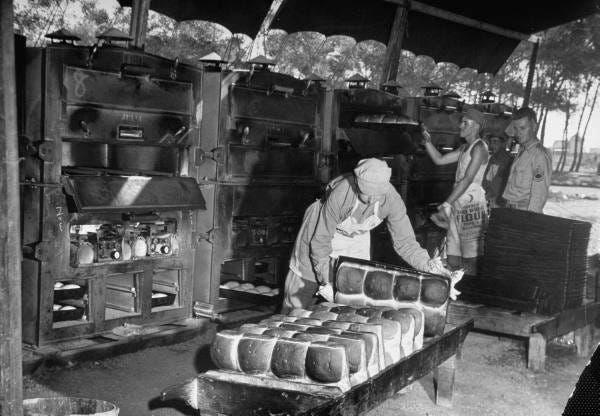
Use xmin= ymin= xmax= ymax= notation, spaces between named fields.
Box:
xmin=502 ymin=107 xmax=552 ymax=213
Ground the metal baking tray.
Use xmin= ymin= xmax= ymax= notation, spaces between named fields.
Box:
xmin=219 ymin=278 xmax=281 ymax=305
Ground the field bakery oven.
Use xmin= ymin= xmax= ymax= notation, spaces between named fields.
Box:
xmin=19 ymin=32 xmax=206 ymax=346
xmin=192 ymin=56 xmax=328 ymax=316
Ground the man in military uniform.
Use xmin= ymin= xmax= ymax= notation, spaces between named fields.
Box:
xmin=482 ymin=133 xmax=513 ymax=209
xmin=502 ymin=107 xmax=552 ymax=213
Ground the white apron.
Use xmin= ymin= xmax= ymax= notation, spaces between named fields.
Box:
xmin=283 ymin=198 xmax=382 ymax=312
xmin=289 ymin=199 xmax=382 ymax=277
xmin=330 ymin=199 xmax=382 ymax=260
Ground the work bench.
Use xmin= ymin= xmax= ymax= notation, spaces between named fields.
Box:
xmin=161 ymin=319 xmax=473 ymax=415
xmin=447 ymin=300 xmax=600 ymax=370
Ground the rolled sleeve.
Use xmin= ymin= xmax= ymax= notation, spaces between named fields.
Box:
xmin=309 ymin=186 xmax=344 ymax=284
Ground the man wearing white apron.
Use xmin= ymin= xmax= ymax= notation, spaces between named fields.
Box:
xmin=282 ymin=158 xmax=437 ymax=312
xmin=423 ymin=108 xmax=489 ymax=276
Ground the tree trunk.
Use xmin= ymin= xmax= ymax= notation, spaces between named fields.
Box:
xmin=569 ymin=79 xmax=592 ymax=171
xmin=557 ymin=105 xmax=571 ymax=172
xmin=540 ymin=107 xmax=549 ymax=145
xmin=576 ymin=81 xmax=600 ymax=171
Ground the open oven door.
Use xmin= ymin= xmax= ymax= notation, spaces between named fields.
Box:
xmin=62 ymin=175 xmax=206 ymax=213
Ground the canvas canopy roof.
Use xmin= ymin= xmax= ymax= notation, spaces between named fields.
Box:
xmin=118 ymin=0 xmax=599 ymax=73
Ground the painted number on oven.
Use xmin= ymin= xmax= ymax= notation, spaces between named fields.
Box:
xmin=55 ymin=206 xmax=64 ymax=232
xmin=72 ymin=70 xmax=89 ymax=98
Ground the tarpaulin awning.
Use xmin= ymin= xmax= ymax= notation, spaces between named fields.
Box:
xmin=117 ymin=0 xmax=273 ymax=37
xmin=271 ymin=0 xmax=600 ymax=73
xmin=117 ymin=0 xmax=600 ymax=74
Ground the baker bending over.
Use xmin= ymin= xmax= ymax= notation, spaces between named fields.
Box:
xmin=282 ymin=158 xmax=442 ymax=312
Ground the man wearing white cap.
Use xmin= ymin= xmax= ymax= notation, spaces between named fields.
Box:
xmin=282 ymin=158 xmax=438 ymax=312
xmin=422 ymin=107 xmax=489 ymax=276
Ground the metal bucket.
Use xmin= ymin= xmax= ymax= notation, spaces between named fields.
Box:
xmin=23 ymin=397 xmax=119 ymax=416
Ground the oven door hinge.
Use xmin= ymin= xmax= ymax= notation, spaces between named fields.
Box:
xmin=38 ymin=142 xmax=55 ymax=162
xmin=195 ymin=147 xmax=224 ymax=166
xmin=33 ymin=241 xmax=53 ymax=262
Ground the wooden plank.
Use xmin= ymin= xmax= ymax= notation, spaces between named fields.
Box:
xmin=204 ymin=370 xmax=349 ymax=398
xmin=380 ymin=4 xmax=409 ymax=84
xmin=0 ymin=0 xmax=24 ymax=414
xmin=162 ymin=374 xmax=330 ymax=415
xmin=161 ymin=320 xmax=473 ymax=415
xmin=448 ymin=301 xmax=550 ymax=337
xmin=385 ymin=0 xmax=536 ymax=42
xmin=129 ymin=0 xmax=150 ymax=49
xmin=522 ymin=40 xmax=540 ymax=108
xmin=532 ymin=302 xmax=600 ymax=340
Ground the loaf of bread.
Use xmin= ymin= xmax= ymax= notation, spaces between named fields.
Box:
xmin=237 ymin=334 xmax=277 ymax=374
xmin=288 ymin=308 xmax=312 ymax=318
xmin=334 ymin=262 xmax=451 ymax=336
xmin=254 ymin=285 xmax=272 ymax=294
xmin=210 ymin=330 xmax=244 ymax=372
xmin=220 ymin=280 xmax=240 ymax=289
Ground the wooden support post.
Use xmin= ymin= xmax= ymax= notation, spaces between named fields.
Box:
xmin=129 ymin=0 xmax=150 ymax=49
xmin=433 ymin=354 xmax=457 ymax=407
xmin=522 ymin=40 xmax=539 ymax=108
xmin=247 ymin=0 xmax=285 ymax=59
xmin=0 ymin=0 xmax=24 ymax=414
xmin=574 ymin=324 xmax=594 ymax=358
xmin=527 ymin=332 xmax=546 ymax=371
xmin=380 ymin=2 xmax=409 ymax=84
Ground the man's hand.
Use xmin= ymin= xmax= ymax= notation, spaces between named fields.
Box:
xmin=316 ymin=283 xmax=334 ymax=302
xmin=425 ymin=257 xmax=446 ymax=275
xmin=424 ymin=257 xmax=463 ymax=300
xmin=421 ymin=125 xmax=432 ymax=144
xmin=438 ymin=201 xmax=452 ymax=219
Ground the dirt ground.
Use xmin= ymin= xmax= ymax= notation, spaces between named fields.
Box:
xmin=22 ymin=180 xmax=600 ymax=416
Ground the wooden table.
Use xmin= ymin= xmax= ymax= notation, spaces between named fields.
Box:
xmin=447 ymin=300 xmax=600 ymax=370
xmin=161 ymin=319 xmax=473 ymax=415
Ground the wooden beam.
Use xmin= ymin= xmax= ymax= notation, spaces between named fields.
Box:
xmin=247 ymin=0 xmax=285 ymax=59
xmin=380 ymin=4 xmax=409 ymax=84
xmin=522 ymin=39 xmax=540 ymax=107
xmin=0 ymin=0 xmax=24 ymax=414
xmin=129 ymin=0 xmax=151 ymax=49
xmin=385 ymin=0 xmax=537 ymax=43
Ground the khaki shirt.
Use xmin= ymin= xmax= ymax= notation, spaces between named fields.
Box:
xmin=502 ymin=138 xmax=552 ymax=213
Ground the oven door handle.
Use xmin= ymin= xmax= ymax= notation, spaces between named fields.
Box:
xmin=195 ymin=228 xmax=219 ymax=245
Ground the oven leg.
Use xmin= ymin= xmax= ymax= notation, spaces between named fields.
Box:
xmin=575 ymin=324 xmax=594 ymax=358
xmin=433 ymin=351 xmax=458 ymax=407
xmin=527 ymin=332 xmax=546 ymax=371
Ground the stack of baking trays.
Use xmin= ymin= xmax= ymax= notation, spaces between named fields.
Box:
xmin=205 ymin=257 xmax=453 ymax=397
xmin=463 ymin=208 xmax=592 ymax=314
